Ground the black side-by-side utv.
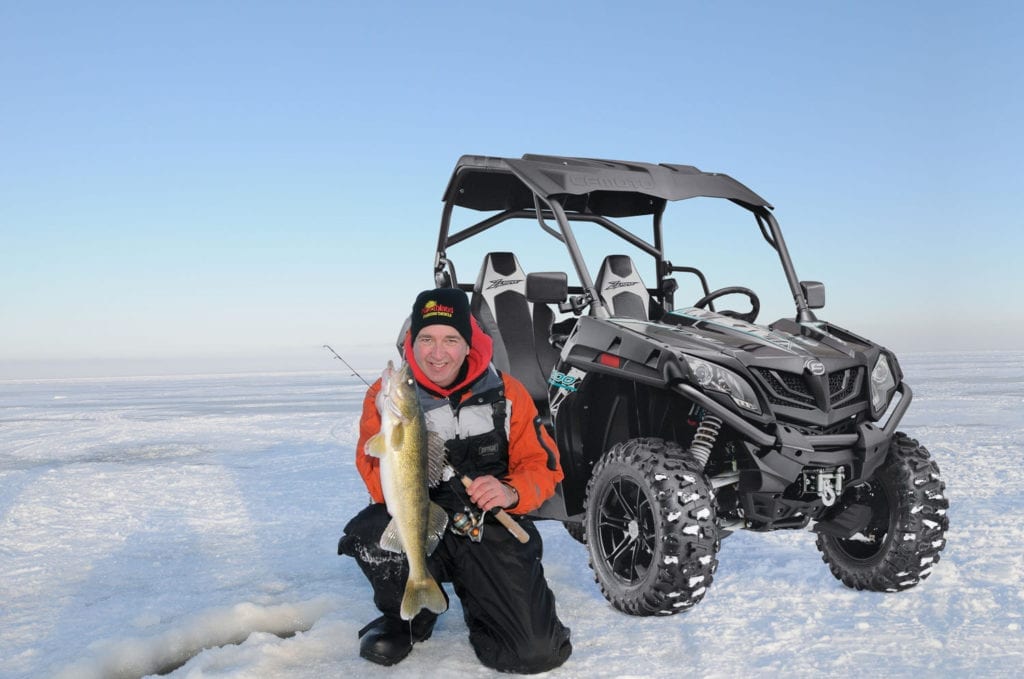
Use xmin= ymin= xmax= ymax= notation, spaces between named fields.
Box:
xmin=431 ymin=154 xmax=948 ymax=615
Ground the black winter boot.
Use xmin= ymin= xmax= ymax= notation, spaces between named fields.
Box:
xmin=357 ymin=613 xmax=436 ymax=666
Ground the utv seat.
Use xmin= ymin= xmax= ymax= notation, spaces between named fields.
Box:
xmin=594 ymin=254 xmax=650 ymax=320
xmin=528 ymin=275 xmax=563 ymax=387
xmin=471 ymin=252 xmax=554 ymax=406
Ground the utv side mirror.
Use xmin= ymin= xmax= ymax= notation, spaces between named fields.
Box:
xmin=801 ymin=281 xmax=826 ymax=309
xmin=527 ymin=271 xmax=568 ymax=304
xmin=660 ymin=277 xmax=679 ymax=310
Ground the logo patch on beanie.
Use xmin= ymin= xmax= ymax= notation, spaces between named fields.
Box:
xmin=421 ymin=300 xmax=455 ymax=320
xmin=410 ymin=288 xmax=472 ymax=347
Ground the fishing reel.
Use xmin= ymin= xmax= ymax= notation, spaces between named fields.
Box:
xmin=451 ymin=508 xmax=484 ymax=542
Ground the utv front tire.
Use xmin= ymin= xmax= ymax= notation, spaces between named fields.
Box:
xmin=816 ymin=433 xmax=949 ymax=591
xmin=585 ymin=438 xmax=719 ymax=616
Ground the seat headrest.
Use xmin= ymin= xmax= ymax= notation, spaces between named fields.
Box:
xmin=595 ymin=254 xmax=649 ymax=320
xmin=475 ymin=252 xmax=527 ymax=296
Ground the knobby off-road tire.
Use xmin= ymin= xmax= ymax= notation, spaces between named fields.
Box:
xmin=584 ymin=437 xmax=720 ymax=616
xmin=816 ymin=432 xmax=949 ymax=591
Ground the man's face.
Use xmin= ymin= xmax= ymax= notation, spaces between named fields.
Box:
xmin=412 ymin=324 xmax=470 ymax=388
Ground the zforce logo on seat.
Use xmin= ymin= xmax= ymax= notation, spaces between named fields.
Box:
xmin=486 ymin=278 xmax=523 ymax=290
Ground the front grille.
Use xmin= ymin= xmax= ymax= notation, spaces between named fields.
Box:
xmin=754 ymin=369 xmax=816 ymax=409
xmin=829 ymin=367 xmax=864 ymax=408
xmin=752 ymin=367 xmax=864 ymax=411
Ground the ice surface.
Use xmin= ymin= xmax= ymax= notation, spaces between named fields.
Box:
xmin=1 ymin=353 xmax=1022 ymax=678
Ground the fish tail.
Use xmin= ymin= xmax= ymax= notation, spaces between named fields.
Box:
xmin=400 ymin=576 xmax=448 ymax=620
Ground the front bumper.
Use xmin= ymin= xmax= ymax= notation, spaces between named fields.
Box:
xmin=693 ymin=383 xmax=912 ymax=527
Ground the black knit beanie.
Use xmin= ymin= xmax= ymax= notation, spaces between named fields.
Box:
xmin=409 ymin=287 xmax=473 ymax=346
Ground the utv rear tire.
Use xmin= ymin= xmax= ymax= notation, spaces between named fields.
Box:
xmin=585 ymin=438 xmax=719 ymax=616
xmin=815 ymin=433 xmax=949 ymax=591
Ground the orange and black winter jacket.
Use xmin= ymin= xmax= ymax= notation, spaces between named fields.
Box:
xmin=355 ymin=319 xmax=564 ymax=515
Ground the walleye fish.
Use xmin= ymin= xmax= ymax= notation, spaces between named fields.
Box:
xmin=365 ymin=360 xmax=449 ymax=620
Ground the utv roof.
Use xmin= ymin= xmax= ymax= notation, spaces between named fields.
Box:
xmin=442 ymin=154 xmax=773 ymax=218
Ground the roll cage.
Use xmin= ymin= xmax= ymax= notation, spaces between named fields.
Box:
xmin=433 ymin=154 xmax=821 ymax=323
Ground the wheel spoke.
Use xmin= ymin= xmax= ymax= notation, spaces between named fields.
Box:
xmin=595 ymin=478 xmax=654 ymax=581
xmin=606 ymin=531 xmax=634 ymax=566
xmin=627 ymin=535 xmax=646 ymax=580
xmin=630 ymin=490 xmax=649 ymax=525
xmin=598 ymin=509 xmax=632 ymax=533
xmin=609 ymin=480 xmax=637 ymax=522
xmin=597 ymin=479 xmax=655 ymax=581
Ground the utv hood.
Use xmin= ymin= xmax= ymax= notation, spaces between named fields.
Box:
xmin=610 ymin=308 xmax=864 ymax=368
xmin=605 ymin=308 xmax=883 ymax=429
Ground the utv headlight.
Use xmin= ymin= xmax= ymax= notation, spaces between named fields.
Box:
xmin=683 ymin=355 xmax=761 ymax=414
xmin=870 ymin=354 xmax=897 ymax=412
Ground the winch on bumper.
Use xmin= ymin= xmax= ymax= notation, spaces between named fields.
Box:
xmin=718 ymin=384 xmax=911 ymax=530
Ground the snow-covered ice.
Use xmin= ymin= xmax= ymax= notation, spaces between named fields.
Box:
xmin=1 ymin=352 xmax=1022 ymax=678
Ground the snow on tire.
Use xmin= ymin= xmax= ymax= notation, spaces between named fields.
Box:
xmin=584 ymin=437 xmax=720 ymax=616
xmin=815 ymin=432 xmax=949 ymax=592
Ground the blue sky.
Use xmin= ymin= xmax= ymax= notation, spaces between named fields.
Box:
xmin=2 ymin=1 xmax=1021 ymax=378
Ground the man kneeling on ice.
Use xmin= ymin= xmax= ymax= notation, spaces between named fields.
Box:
xmin=338 ymin=287 xmax=572 ymax=673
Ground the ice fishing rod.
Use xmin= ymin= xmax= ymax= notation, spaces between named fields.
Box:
xmin=322 ymin=344 xmax=371 ymax=386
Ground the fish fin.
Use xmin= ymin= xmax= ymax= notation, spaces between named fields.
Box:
xmin=425 ymin=431 xmax=447 ymax=487
xmin=377 ymin=364 xmax=393 ymax=409
xmin=424 ymin=502 xmax=448 ymax=556
xmin=378 ymin=518 xmax=404 ymax=554
xmin=365 ymin=433 xmax=386 ymax=458
xmin=400 ymin=576 xmax=448 ymax=620
xmin=384 ymin=395 xmax=402 ymax=419
xmin=389 ymin=420 xmax=404 ymax=450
